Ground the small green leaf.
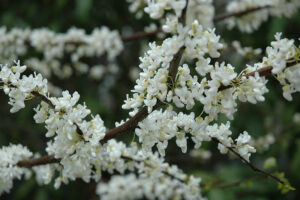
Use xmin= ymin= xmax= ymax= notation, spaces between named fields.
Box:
xmin=263 ymin=157 xmax=277 ymax=170
xmin=274 ymin=172 xmax=296 ymax=194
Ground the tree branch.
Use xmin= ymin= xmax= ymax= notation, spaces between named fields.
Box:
xmin=17 ymin=155 xmax=59 ymax=168
xmin=121 ymin=29 xmax=162 ymax=41
xmin=212 ymin=138 xmax=284 ymax=185
xmin=213 ymin=5 xmax=271 ymax=22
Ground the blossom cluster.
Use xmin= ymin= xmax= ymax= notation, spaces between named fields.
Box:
xmin=258 ymin=33 xmax=300 ymax=100
xmin=1 ymin=0 xmax=300 ymax=199
xmin=0 ymin=61 xmax=48 ymax=113
xmin=123 ymin=20 xmax=223 ymax=114
xmin=136 ymin=108 xmax=256 ymax=161
xmin=0 ymin=26 xmax=123 ymax=80
xmin=97 ymin=145 xmax=203 ymax=200
xmin=0 ymin=144 xmax=32 ymax=195
xmin=127 ymin=0 xmax=214 ymax=28
xmin=127 ymin=0 xmax=186 ymax=19
xmin=231 ymin=40 xmax=262 ymax=57
xmin=226 ymin=0 xmax=300 ymax=33
xmin=0 ymin=62 xmax=203 ymax=199
xmin=124 ymin=24 xmax=299 ymax=162
xmin=123 ymin=9 xmax=299 ymax=164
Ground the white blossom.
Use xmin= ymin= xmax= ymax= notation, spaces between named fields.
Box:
xmin=225 ymin=0 xmax=300 ymax=33
xmin=0 ymin=144 xmax=32 ymax=195
xmin=0 ymin=26 xmax=123 ymax=80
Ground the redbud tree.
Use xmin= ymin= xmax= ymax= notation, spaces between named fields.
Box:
xmin=0 ymin=0 xmax=299 ymax=199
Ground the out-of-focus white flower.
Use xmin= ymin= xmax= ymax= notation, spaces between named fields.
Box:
xmin=0 ymin=144 xmax=32 ymax=195
xmin=225 ymin=0 xmax=300 ymax=33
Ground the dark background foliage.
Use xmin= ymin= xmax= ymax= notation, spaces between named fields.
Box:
xmin=0 ymin=0 xmax=299 ymax=199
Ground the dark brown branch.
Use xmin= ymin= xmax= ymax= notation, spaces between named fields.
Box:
xmin=213 ymin=5 xmax=271 ymax=22
xmin=31 ymin=91 xmax=54 ymax=107
xmin=212 ymin=138 xmax=284 ymax=185
xmin=101 ymin=101 xmax=163 ymax=143
xmin=121 ymin=29 xmax=163 ymax=41
xmin=17 ymin=155 xmax=59 ymax=168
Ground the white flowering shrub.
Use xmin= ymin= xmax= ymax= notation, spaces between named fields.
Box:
xmin=0 ymin=0 xmax=299 ymax=199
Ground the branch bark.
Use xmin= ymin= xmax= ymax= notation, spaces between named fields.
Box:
xmin=213 ymin=5 xmax=271 ymax=22
xmin=212 ymin=138 xmax=284 ymax=185
xmin=17 ymin=155 xmax=59 ymax=167
xmin=121 ymin=29 xmax=162 ymax=41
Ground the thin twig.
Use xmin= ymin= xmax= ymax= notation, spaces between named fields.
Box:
xmin=31 ymin=91 xmax=54 ymax=107
xmin=212 ymin=138 xmax=284 ymax=185
xmin=213 ymin=5 xmax=271 ymax=22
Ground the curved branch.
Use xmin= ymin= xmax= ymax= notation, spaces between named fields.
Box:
xmin=212 ymin=138 xmax=284 ymax=185
xmin=17 ymin=155 xmax=59 ymax=168
xmin=213 ymin=5 xmax=271 ymax=22
xmin=121 ymin=29 xmax=162 ymax=41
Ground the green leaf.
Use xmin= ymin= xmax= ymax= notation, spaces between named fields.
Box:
xmin=274 ymin=172 xmax=296 ymax=194
xmin=263 ymin=157 xmax=277 ymax=170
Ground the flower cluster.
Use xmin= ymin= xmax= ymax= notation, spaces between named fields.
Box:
xmin=97 ymin=146 xmax=203 ymax=200
xmin=232 ymin=40 xmax=262 ymax=57
xmin=1 ymin=0 xmax=300 ymax=198
xmin=135 ymin=107 xmax=257 ymax=162
xmin=186 ymin=0 xmax=214 ymax=28
xmin=123 ymin=8 xmax=299 ymax=164
xmin=123 ymin=20 xmax=223 ymax=114
xmin=251 ymin=133 xmax=275 ymax=151
xmin=226 ymin=0 xmax=300 ymax=33
xmin=144 ymin=0 xmax=186 ymax=19
xmin=127 ymin=0 xmax=214 ymax=28
xmin=0 ymin=62 xmax=203 ymax=199
xmin=258 ymin=33 xmax=300 ymax=100
xmin=0 ymin=61 xmax=48 ymax=112
xmin=0 ymin=144 xmax=32 ymax=195
xmin=0 ymin=26 xmax=123 ymax=80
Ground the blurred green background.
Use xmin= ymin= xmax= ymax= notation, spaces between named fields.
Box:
xmin=0 ymin=0 xmax=299 ymax=199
